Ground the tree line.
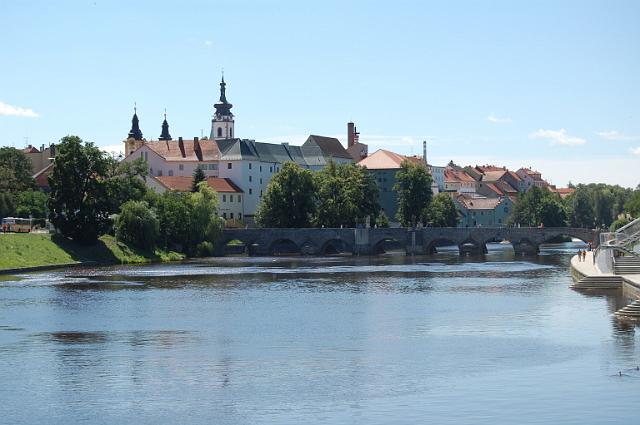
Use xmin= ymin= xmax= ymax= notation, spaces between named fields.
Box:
xmin=508 ymin=183 xmax=639 ymax=230
xmin=256 ymin=160 xmax=458 ymax=228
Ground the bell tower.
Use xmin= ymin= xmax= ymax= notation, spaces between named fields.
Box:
xmin=210 ymin=72 xmax=235 ymax=140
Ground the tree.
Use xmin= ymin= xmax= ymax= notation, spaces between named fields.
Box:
xmin=610 ymin=216 xmax=630 ymax=231
xmin=0 ymin=192 xmax=15 ymax=218
xmin=376 ymin=210 xmax=390 ymax=228
xmin=191 ymin=167 xmax=206 ymax=192
xmin=625 ymin=190 xmax=640 ymax=218
xmin=48 ymin=135 xmax=111 ymax=244
xmin=314 ymin=162 xmax=381 ymax=228
xmin=256 ymin=162 xmax=316 ymax=227
xmin=0 ymin=147 xmax=35 ymax=192
xmin=114 ymin=200 xmax=159 ymax=250
xmin=509 ymin=186 xmax=567 ymax=227
xmin=394 ymin=161 xmax=433 ymax=227
xmin=154 ymin=191 xmax=192 ymax=250
xmin=188 ymin=181 xmax=223 ymax=255
xmin=15 ymin=190 xmax=48 ymax=219
xmin=566 ymin=187 xmax=593 ymax=228
xmin=425 ymin=193 xmax=458 ymax=227
xmin=105 ymin=157 xmax=148 ymax=213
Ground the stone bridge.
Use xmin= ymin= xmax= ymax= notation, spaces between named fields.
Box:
xmin=217 ymin=227 xmax=600 ymax=256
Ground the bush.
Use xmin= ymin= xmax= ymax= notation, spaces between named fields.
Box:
xmin=114 ymin=201 xmax=160 ymax=250
xmin=196 ymin=241 xmax=214 ymax=257
xmin=609 ymin=216 xmax=630 ymax=231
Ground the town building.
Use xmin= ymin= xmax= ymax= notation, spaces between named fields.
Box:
xmin=453 ymin=194 xmax=513 ymax=227
xmin=516 ymin=167 xmax=548 ymax=191
xmin=443 ymin=166 xmax=477 ymax=193
xmin=23 ymin=143 xmax=56 ymax=174
xmin=345 ymin=122 xmax=368 ymax=162
xmin=121 ymin=75 xmax=357 ymax=224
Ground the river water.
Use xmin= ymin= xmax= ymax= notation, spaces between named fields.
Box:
xmin=0 ymin=242 xmax=638 ymax=424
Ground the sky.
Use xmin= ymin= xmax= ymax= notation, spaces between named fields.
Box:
xmin=1 ymin=0 xmax=639 ymax=188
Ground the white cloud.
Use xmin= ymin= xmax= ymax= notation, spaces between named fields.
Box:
xmin=529 ymin=128 xmax=586 ymax=146
xmin=597 ymin=130 xmax=638 ymax=141
xmin=630 ymin=146 xmax=640 ymax=156
xmin=204 ymin=40 xmax=213 ymax=46
xmin=487 ymin=114 xmax=511 ymax=123
xmin=0 ymin=101 xmax=39 ymax=117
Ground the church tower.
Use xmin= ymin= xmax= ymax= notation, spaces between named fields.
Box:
xmin=210 ymin=73 xmax=235 ymax=140
xmin=124 ymin=104 xmax=145 ymax=155
xmin=159 ymin=110 xmax=172 ymax=141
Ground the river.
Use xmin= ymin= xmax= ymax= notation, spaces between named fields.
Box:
xmin=0 ymin=242 xmax=638 ymax=424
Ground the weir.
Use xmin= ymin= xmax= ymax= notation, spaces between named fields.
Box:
xmin=217 ymin=227 xmax=600 ymax=256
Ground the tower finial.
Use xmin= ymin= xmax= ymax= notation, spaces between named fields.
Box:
xmin=164 ymin=108 xmax=167 ymax=120
xmin=222 ymin=68 xmax=224 ymax=83
xmin=134 ymin=101 xmax=137 ymax=115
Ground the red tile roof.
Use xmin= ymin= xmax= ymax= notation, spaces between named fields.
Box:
xmin=444 ymin=168 xmax=476 ymax=183
xmin=455 ymin=194 xmax=505 ymax=210
xmin=154 ymin=176 xmax=242 ymax=193
xmin=142 ymin=139 xmax=220 ymax=162
xmin=33 ymin=163 xmax=53 ymax=189
xmin=357 ymin=149 xmax=423 ymax=169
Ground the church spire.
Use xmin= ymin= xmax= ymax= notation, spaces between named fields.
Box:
xmin=159 ymin=109 xmax=172 ymax=141
xmin=210 ymin=72 xmax=235 ymax=140
xmin=128 ymin=103 xmax=143 ymax=140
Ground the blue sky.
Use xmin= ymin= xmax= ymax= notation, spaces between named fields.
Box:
xmin=2 ymin=0 xmax=639 ymax=187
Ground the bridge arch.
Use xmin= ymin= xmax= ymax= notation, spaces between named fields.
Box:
xmin=458 ymin=238 xmax=487 ymax=255
xmin=268 ymin=238 xmax=301 ymax=256
xmin=319 ymin=238 xmax=352 ymax=255
xmin=371 ymin=237 xmax=407 ymax=255
xmin=425 ymin=237 xmax=459 ymax=254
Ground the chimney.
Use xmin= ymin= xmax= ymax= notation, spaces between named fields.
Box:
xmin=194 ymin=137 xmax=202 ymax=161
xmin=178 ymin=137 xmax=185 ymax=158
xmin=423 ymin=140 xmax=427 ymax=165
xmin=347 ymin=122 xmax=355 ymax=147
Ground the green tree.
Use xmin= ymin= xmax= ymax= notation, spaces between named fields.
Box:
xmin=15 ymin=190 xmax=48 ymax=219
xmin=610 ymin=216 xmax=630 ymax=231
xmin=256 ymin=162 xmax=316 ymax=227
xmin=394 ymin=161 xmax=433 ymax=227
xmin=314 ymin=162 xmax=381 ymax=228
xmin=0 ymin=147 xmax=35 ymax=192
xmin=48 ymin=135 xmax=111 ymax=244
xmin=376 ymin=210 xmax=390 ymax=228
xmin=191 ymin=167 xmax=206 ymax=192
xmin=509 ymin=186 xmax=567 ymax=227
xmin=187 ymin=181 xmax=223 ymax=256
xmin=625 ymin=189 xmax=640 ymax=218
xmin=154 ymin=191 xmax=192 ymax=250
xmin=566 ymin=187 xmax=593 ymax=228
xmin=114 ymin=200 xmax=159 ymax=250
xmin=105 ymin=157 xmax=148 ymax=213
xmin=425 ymin=193 xmax=459 ymax=227
xmin=0 ymin=192 xmax=16 ymax=218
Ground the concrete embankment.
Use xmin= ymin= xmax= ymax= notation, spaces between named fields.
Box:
xmin=570 ymin=251 xmax=640 ymax=298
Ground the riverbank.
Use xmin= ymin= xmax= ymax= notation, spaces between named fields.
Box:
xmin=0 ymin=233 xmax=184 ymax=274
xmin=570 ymin=251 xmax=640 ymax=297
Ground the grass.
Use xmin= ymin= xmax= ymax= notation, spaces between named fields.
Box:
xmin=0 ymin=233 xmax=184 ymax=271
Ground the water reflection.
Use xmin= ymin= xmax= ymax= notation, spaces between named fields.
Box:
xmin=0 ymin=241 xmax=638 ymax=425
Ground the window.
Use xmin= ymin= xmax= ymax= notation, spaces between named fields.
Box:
xmin=230 ymin=195 xmax=234 ymax=202
xmin=144 ymin=152 xmax=148 ymax=161
xmin=249 ymin=176 xmax=252 ymax=182
xmin=230 ymin=213 xmax=234 ymax=219
xmin=222 ymin=195 xmax=226 ymax=202
xmin=260 ymin=165 xmax=263 ymax=172
xmin=249 ymin=163 xmax=252 ymax=170
xmin=239 ymin=213 xmax=242 ymax=220
xmin=179 ymin=164 xmax=184 ymax=171
xmin=249 ymin=188 xmax=252 ymax=195
xmin=157 ymin=170 xmax=162 ymax=176
xmin=227 ymin=163 xmax=232 ymax=169
xmin=223 ymin=212 xmax=227 ymax=219
xmin=168 ymin=170 xmax=173 ymax=176
xmin=209 ymin=164 xmax=217 ymax=170
xmin=270 ymin=166 xmax=273 ymax=173
xmin=260 ymin=190 xmax=263 ymax=197
xmin=238 ymin=195 xmax=241 ymax=203
xmin=217 ymin=127 xmax=222 ymax=137
xmin=260 ymin=178 xmax=263 ymax=184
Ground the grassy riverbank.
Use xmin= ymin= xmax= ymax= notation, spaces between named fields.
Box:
xmin=0 ymin=233 xmax=184 ymax=271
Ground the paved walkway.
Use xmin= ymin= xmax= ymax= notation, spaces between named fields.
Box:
xmin=571 ymin=251 xmax=640 ymax=291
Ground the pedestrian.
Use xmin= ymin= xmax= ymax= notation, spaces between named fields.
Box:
xmin=577 ymin=250 xmax=582 ymax=261
xmin=582 ymin=250 xmax=587 ymax=261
